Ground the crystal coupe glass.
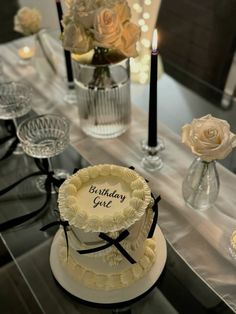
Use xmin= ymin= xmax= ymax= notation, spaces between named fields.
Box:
xmin=17 ymin=114 xmax=70 ymax=192
xmin=0 ymin=81 xmax=32 ymax=121
xmin=0 ymin=81 xmax=32 ymax=155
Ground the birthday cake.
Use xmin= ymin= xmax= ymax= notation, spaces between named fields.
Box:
xmin=57 ymin=164 xmax=160 ymax=290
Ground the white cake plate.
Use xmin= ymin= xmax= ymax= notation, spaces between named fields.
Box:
xmin=50 ymin=226 xmax=167 ymax=306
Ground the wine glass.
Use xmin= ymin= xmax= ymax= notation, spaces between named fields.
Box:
xmin=16 ymin=114 xmax=70 ymax=192
xmin=0 ymin=81 xmax=32 ymax=155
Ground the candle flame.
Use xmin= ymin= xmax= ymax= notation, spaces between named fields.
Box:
xmin=23 ymin=46 xmax=30 ymax=53
xmin=152 ymin=29 xmax=158 ymax=51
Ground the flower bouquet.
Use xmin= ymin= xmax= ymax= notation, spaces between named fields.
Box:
xmin=62 ymin=0 xmax=140 ymax=63
xmin=181 ymin=114 xmax=236 ymax=210
xmin=62 ymin=0 xmax=140 ymax=138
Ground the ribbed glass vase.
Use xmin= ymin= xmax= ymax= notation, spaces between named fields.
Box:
xmin=182 ymin=157 xmax=220 ymax=210
xmin=73 ymin=57 xmax=131 ymax=139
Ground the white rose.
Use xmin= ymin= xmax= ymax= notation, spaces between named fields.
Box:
xmin=93 ymin=8 xmax=122 ymax=49
xmin=181 ymin=114 xmax=236 ymax=162
xmin=14 ymin=7 xmax=41 ymax=35
xmin=63 ymin=23 xmax=92 ymax=54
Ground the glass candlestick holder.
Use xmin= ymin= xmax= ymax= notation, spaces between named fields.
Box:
xmin=141 ymin=138 xmax=165 ymax=171
xmin=64 ymin=82 xmax=77 ymax=105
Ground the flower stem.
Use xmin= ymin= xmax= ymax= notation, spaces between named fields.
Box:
xmin=191 ymin=159 xmax=209 ymax=206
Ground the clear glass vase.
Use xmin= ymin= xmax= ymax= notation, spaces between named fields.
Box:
xmin=182 ymin=157 xmax=220 ymax=210
xmin=72 ymin=57 xmax=131 ymax=139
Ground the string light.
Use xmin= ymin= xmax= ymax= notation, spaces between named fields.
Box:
xmin=138 ymin=19 xmax=145 ymax=26
xmin=143 ymin=12 xmax=150 ymax=19
xmin=141 ymin=38 xmax=151 ymax=48
xmin=130 ymin=0 xmax=162 ymax=84
xmin=141 ymin=25 xmax=149 ymax=32
xmin=144 ymin=0 xmax=152 ymax=5
xmin=133 ymin=3 xmax=142 ymax=13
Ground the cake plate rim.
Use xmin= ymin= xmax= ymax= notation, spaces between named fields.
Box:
xmin=50 ymin=226 xmax=167 ymax=307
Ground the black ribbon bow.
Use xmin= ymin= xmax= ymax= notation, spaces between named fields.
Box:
xmin=40 ymin=219 xmax=69 ymax=257
xmin=78 ymin=229 xmax=136 ymax=264
xmin=0 ymin=159 xmax=66 ymax=232
xmin=148 ymin=194 xmax=161 ymax=238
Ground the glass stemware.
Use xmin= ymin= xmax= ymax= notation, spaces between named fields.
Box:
xmin=0 ymin=82 xmax=32 ymax=155
xmin=17 ymin=114 xmax=70 ymax=193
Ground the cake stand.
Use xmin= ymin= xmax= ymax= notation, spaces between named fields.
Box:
xmin=50 ymin=226 xmax=167 ymax=308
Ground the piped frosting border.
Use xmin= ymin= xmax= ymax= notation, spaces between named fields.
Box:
xmin=58 ymin=234 xmax=157 ymax=290
xmin=58 ymin=164 xmax=151 ymax=233
xmin=67 ymin=207 xmax=154 ymax=265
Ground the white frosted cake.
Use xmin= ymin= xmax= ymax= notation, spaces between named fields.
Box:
xmin=57 ymin=164 xmax=159 ymax=290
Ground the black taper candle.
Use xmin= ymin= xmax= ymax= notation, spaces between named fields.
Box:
xmin=55 ymin=0 xmax=74 ymax=83
xmin=148 ymin=29 xmax=158 ymax=147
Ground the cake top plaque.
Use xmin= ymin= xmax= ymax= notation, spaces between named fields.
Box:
xmin=58 ymin=164 xmax=151 ymax=232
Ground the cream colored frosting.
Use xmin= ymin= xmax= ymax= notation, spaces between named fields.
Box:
xmin=67 ymin=206 xmax=154 ymax=266
xmin=58 ymin=234 xmax=157 ymax=290
xmin=57 ymin=164 xmax=158 ymax=290
xmin=58 ymin=164 xmax=151 ymax=233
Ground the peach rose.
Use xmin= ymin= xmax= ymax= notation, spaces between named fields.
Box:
xmin=117 ymin=22 xmax=140 ymax=57
xmin=114 ymin=1 xmax=131 ymax=23
xmin=93 ymin=8 xmax=122 ymax=49
xmin=63 ymin=23 xmax=92 ymax=54
xmin=62 ymin=0 xmax=140 ymax=58
xmin=182 ymin=114 xmax=236 ymax=162
xmin=14 ymin=7 xmax=41 ymax=35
